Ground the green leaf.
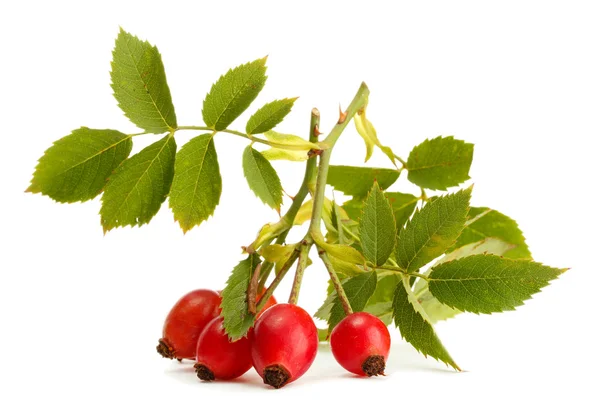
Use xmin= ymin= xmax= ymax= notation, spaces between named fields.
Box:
xmin=451 ymin=207 xmax=532 ymax=259
xmin=363 ymin=301 xmax=393 ymax=325
xmin=396 ymin=187 xmax=472 ymax=272
xmin=368 ymin=273 xmax=402 ymax=305
xmin=419 ymin=291 xmax=462 ymax=324
xmin=202 ymin=57 xmax=267 ymax=131
xmin=27 ymin=128 xmax=132 ymax=203
xmin=100 ymin=135 xmax=176 ymax=232
xmin=327 ymin=165 xmax=400 ymax=199
xmin=110 ymin=29 xmax=177 ymax=133
xmin=415 ymin=238 xmax=516 ymax=323
xmin=246 ymin=98 xmax=297 ymax=134
xmin=263 ymin=130 xmax=320 ymax=150
xmin=168 ymin=134 xmax=221 ymax=233
xmin=385 ymin=192 xmax=419 ymax=230
xmin=393 ymin=277 xmax=460 ymax=370
xmin=360 ymin=182 xmax=396 ymax=266
xmin=221 ymin=254 xmax=261 ymax=341
xmin=407 ymin=136 xmax=474 ymax=190
xmin=293 ymin=198 xmax=334 ymax=226
xmin=328 ymin=272 xmax=378 ymax=331
xmin=353 ymin=103 xmax=397 ymax=165
xmin=428 ymin=255 xmax=567 ymax=314
xmin=260 ymin=243 xmax=297 ymax=275
xmin=316 ymin=240 xmax=366 ymax=267
xmin=331 ymin=201 xmax=347 ymax=245
xmin=341 ymin=198 xmax=363 ymax=222
xmin=261 ymin=148 xmax=308 ymax=162
xmin=242 ymin=146 xmax=283 ymax=211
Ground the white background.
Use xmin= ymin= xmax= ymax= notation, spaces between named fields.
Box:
xmin=1 ymin=1 xmax=599 ymax=412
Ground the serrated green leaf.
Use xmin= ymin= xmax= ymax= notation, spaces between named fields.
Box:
xmin=246 ymin=98 xmax=297 ymax=134
xmin=202 ymin=57 xmax=267 ymax=131
xmin=415 ymin=238 xmax=515 ymax=323
xmin=168 ymin=134 xmax=221 ymax=233
xmin=360 ymin=182 xmax=396 ymax=266
xmin=327 ymin=165 xmax=400 ymax=199
xmin=451 ymin=207 xmax=532 ymax=259
xmin=428 ymin=255 xmax=567 ymax=314
xmin=263 ymin=130 xmax=320 ymax=150
xmin=396 ymin=187 xmax=472 ymax=272
xmin=260 ymin=243 xmax=297 ymax=275
xmin=27 ymin=128 xmax=132 ymax=203
xmin=385 ymin=192 xmax=419 ymax=230
xmin=100 ymin=135 xmax=176 ymax=232
xmin=316 ymin=240 xmax=366 ymax=267
xmin=314 ymin=289 xmax=337 ymax=321
xmin=393 ymin=277 xmax=460 ymax=370
xmin=242 ymin=146 xmax=283 ymax=211
xmin=407 ymin=136 xmax=474 ymax=190
xmin=221 ymin=254 xmax=261 ymax=341
xmin=110 ymin=29 xmax=177 ymax=133
xmin=328 ymin=272 xmax=377 ymax=331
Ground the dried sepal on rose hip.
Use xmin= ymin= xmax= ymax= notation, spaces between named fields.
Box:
xmin=157 ymin=289 xmax=221 ymax=360
xmin=330 ymin=312 xmax=391 ymax=376
xmin=251 ymin=303 xmax=318 ymax=389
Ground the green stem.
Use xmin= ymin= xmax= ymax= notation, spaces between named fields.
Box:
xmin=308 ymin=83 xmax=370 ymax=238
xmin=320 ymin=251 xmax=353 ymax=315
xmin=246 ymin=109 xmax=321 ymax=253
xmin=253 ymin=108 xmax=322 ymax=290
xmin=175 ymin=125 xmax=319 ymax=151
xmin=288 ymin=240 xmax=311 ymax=304
xmin=256 ymin=249 xmax=299 ymax=311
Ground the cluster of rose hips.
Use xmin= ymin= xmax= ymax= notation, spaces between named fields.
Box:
xmin=157 ymin=289 xmax=391 ymax=388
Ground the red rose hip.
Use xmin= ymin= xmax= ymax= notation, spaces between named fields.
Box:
xmin=251 ymin=303 xmax=318 ymax=389
xmin=157 ymin=289 xmax=221 ymax=360
xmin=330 ymin=312 xmax=391 ymax=376
xmin=194 ymin=317 xmax=253 ymax=381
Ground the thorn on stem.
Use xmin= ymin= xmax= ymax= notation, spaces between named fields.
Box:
xmin=307 ymin=148 xmax=323 ymax=158
xmin=338 ymin=104 xmax=348 ymax=124
xmin=313 ymin=125 xmax=322 ymax=136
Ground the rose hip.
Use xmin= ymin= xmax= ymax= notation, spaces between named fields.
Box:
xmin=194 ymin=317 xmax=253 ymax=381
xmin=251 ymin=303 xmax=318 ymax=389
xmin=330 ymin=312 xmax=391 ymax=376
xmin=157 ymin=289 xmax=221 ymax=360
